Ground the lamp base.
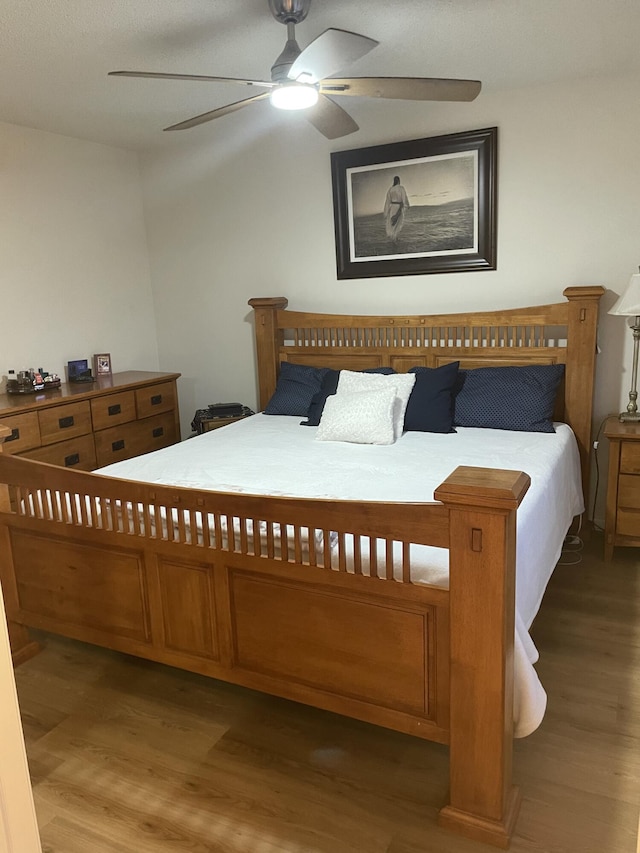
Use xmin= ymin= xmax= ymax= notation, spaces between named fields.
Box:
xmin=619 ymin=411 xmax=640 ymax=423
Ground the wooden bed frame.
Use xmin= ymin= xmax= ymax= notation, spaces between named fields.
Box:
xmin=0 ymin=286 xmax=603 ymax=848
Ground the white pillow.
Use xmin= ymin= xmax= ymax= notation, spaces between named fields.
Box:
xmin=315 ymin=387 xmax=397 ymax=445
xmin=336 ymin=370 xmax=416 ymax=439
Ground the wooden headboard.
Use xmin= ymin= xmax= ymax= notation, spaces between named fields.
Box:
xmin=249 ymin=287 xmax=605 ymax=502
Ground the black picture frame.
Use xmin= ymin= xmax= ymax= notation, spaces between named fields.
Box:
xmin=330 ymin=127 xmax=497 ymax=279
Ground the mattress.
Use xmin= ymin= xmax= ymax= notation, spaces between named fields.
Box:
xmin=98 ymin=413 xmax=584 ymax=737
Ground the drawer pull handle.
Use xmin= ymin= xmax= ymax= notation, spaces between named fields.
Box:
xmin=152 ymin=427 xmax=164 ymax=438
xmin=112 ymin=439 xmax=125 ymax=452
xmin=108 ymin=404 xmax=121 ymax=416
xmin=64 ymin=453 xmax=80 ymax=467
xmin=59 ymin=415 xmax=74 ymax=429
xmin=151 ymin=394 xmax=162 ymax=406
xmin=6 ymin=428 xmax=20 ymax=443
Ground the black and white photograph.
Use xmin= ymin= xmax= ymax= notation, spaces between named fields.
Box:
xmin=331 ymin=128 xmax=497 ymax=279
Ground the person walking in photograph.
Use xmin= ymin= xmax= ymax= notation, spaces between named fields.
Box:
xmin=383 ymin=175 xmax=410 ymax=241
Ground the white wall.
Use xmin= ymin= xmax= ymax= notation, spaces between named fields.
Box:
xmin=0 ymin=122 xmax=159 ymax=384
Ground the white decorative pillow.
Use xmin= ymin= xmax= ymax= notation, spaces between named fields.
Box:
xmin=315 ymin=387 xmax=397 ymax=445
xmin=336 ymin=370 xmax=416 ymax=439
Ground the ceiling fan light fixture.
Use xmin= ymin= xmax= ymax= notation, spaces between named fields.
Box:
xmin=270 ymin=82 xmax=318 ymax=110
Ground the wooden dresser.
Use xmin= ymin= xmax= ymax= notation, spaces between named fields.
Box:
xmin=0 ymin=371 xmax=181 ymax=471
xmin=604 ymin=416 xmax=640 ymax=560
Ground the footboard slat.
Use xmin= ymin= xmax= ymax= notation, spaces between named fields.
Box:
xmin=385 ymin=538 xmax=393 ymax=579
xmin=69 ymin=490 xmax=80 ymax=526
xmin=402 ymin=543 xmax=411 ymax=583
xmin=369 ymin=536 xmax=378 ymax=579
xmin=353 ymin=534 xmax=362 ymax=575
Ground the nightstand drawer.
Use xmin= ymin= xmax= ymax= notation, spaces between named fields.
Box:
xmin=620 ymin=443 xmax=640 ymax=475
xmin=22 ymin=434 xmax=97 ymax=470
xmin=0 ymin=412 xmax=40 ymax=454
xmin=136 ymin=382 xmax=177 ymax=419
xmin=617 ymin=506 xmax=640 ymax=537
xmin=618 ymin=474 xmax=640 ymax=511
xmin=38 ymin=401 xmax=92 ymax=446
xmin=95 ymin=412 xmax=178 ymax=467
xmin=91 ymin=391 xmax=136 ymax=431
xmin=200 ymin=415 xmax=250 ymax=433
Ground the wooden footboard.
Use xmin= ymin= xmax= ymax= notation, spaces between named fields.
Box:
xmin=0 ymin=431 xmax=528 ymax=848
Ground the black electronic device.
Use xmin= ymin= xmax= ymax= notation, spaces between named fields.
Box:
xmin=206 ymin=402 xmax=248 ymax=419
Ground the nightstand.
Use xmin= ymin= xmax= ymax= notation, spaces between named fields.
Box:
xmin=604 ymin=416 xmax=640 ymax=561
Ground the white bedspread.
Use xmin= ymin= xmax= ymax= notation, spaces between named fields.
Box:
xmin=98 ymin=414 xmax=584 ymax=737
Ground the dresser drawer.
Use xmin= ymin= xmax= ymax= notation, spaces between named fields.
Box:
xmin=620 ymin=442 xmax=640 ymax=475
xmin=91 ymin=391 xmax=136 ymax=431
xmin=38 ymin=401 xmax=92 ymax=446
xmin=0 ymin=412 xmax=40 ymax=454
xmin=95 ymin=412 xmax=178 ymax=467
xmin=22 ymin=434 xmax=97 ymax=470
xmin=135 ymin=382 xmax=177 ymax=419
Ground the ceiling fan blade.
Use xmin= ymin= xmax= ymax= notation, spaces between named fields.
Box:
xmin=288 ymin=28 xmax=378 ymax=84
xmin=305 ymin=94 xmax=359 ymax=140
xmin=319 ymin=77 xmax=482 ymax=102
xmin=164 ymin=92 xmax=271 ymax=131
xmin=109 ymin=70 xmax=275 ymax=89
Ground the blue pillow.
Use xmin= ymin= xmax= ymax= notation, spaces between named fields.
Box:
xmin=301 ymin=369 xmax=340 ymax=426
xmin=453 ymin=364 xmax=565 ymax=433
xmin=404 ymin=362 xmax=460 ymax=433
xmin=301 ymin=367 xmax=396 ymax=426
xmin=264 ymin=362 xmax=331 ymax=416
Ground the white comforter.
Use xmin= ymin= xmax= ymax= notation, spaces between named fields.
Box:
xmin=99 ymin=414 xmax=584 ymax=737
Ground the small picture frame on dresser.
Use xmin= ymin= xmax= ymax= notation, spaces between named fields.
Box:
xmin=93 ymin=353 xmax=112 ymax=377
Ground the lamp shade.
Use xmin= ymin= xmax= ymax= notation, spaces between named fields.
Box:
xmin=609 ymin=273 xmax=640 ymax=316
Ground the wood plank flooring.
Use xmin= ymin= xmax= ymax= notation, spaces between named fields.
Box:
xmin=13 ymin=533 xmax=640 ymax=852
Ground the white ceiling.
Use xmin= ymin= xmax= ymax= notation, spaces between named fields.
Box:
xmin=2 ymin=0 xmax=640 ymax=151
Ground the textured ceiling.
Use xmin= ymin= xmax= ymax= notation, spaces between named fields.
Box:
xmin=2 ymin=0 xmax=640 ymax=150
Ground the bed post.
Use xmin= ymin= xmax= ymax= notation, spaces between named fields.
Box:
xmin=248 ymin=297 xmax=289 ymax=411
xmin=563 ymin=285 xmax=605 ymax=506
xmin=0 ymin=427 xmax=40 ymax=666
xmin=435 ymin=466 xmax=530 ymax=849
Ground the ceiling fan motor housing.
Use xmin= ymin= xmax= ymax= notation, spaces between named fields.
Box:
xmin=270 ymin=35 xmax=303 ymax=82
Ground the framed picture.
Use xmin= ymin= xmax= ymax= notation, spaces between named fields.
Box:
xmin=330 ymin=127 xmax=497 ymax=279
xmin=93 ymin=353 xmax=112 ymax=377
xmin=67 ymin=359 xmax=93 ymax=383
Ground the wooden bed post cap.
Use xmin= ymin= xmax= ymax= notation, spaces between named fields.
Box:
xmin=434 ymin=466 xmax=530 ymax=511
xmin=563 ymin=285 xmax=606 ymax=302
xmin=248 ymin=297 xmax=289 ymax=310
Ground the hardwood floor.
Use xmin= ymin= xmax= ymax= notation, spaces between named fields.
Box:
xmin=14 ymin=533 xmax=640 ymax=853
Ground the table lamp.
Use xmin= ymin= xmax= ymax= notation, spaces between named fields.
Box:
xmin=609 ymin=271 xmax=640 ymax=422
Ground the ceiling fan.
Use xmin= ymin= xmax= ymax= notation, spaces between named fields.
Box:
xmin=109 ymin=0 xmax=481 ymax=140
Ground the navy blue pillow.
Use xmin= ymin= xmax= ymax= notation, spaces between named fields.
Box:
xmin=404 ymin=362 xmax=460 ymax=433
xmin=301 ymin=367 xmax=396 ymax=426
xmin=264 ymin=362 xmax=331 ymax=416
xmin=453 ymin=364 xmax=565 ymax=433
xmin=301 ymin=369 xmax=340 ymax=426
